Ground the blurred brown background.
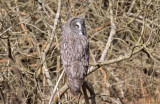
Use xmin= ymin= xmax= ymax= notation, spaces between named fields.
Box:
xmin=0 ymin=0 xmax=160 ymax=104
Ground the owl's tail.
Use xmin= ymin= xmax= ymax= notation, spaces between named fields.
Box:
xmin=68 ymin=78 xmax=84 ymax=96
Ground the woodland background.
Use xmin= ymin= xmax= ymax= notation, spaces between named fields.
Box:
xmin=0 ymin=0 xmax=160 ymax=104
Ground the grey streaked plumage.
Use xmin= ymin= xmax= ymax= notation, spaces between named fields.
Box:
xmin=61 ymin=17 xmax=89 ymax=96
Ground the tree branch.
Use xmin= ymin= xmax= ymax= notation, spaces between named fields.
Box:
xmin=42 ymin=0 xmax=61 ymax=88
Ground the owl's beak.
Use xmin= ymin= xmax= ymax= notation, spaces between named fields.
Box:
xmin=82 ymin=27 xmax=86 ymax=35
xmin=80 ymin=20 xmax=85 ymax=35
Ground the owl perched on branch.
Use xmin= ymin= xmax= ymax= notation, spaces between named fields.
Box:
xmin=61 ymin=17 xmax=89 ymax=96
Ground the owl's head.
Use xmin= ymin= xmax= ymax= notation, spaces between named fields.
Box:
xmin=69 ymin=17 xmax=86 ymax=35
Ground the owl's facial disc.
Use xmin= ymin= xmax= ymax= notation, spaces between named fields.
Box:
xmin=70 ymin=18 xmax=85 ymax=35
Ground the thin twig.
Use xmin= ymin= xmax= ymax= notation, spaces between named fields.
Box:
xmin=54 ymin=84 xmax=69 ymax=102
xmin=49 ymin=70 xmax=64 ymax=104
xmin=89 ymin=45 xmax=145 ymax=72
xmin=127 ymin=0 xmax=136 ymax=14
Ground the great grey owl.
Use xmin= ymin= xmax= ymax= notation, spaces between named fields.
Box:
xmin=61 ymin=17 xmax=89 ymax=96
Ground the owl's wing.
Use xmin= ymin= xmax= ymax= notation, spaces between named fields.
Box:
xmin=61 ymin=34 xmax=75 ymax=65
xmin=61 ymin=34 xmax=89 ymax=65
xmin=81 ymin=39 xmax=89 ymax=66
xmin=61 ymin=33 xmax=89 ymax=79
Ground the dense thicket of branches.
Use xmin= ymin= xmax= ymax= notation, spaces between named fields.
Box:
xmin=0 ymin=0 xmax=160 ymax=104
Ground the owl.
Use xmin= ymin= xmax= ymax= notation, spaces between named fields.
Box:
xmin=61 ymin=17 xmax=89 ymax=96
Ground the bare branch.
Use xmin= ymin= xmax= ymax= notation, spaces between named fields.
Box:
xmin=42 ymin=0 xmax=61 ymax=87
xmin=100 ymin=0 xmax=116 ymax=62
xmin=49 ymin=70 xmax=64 ymax=104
